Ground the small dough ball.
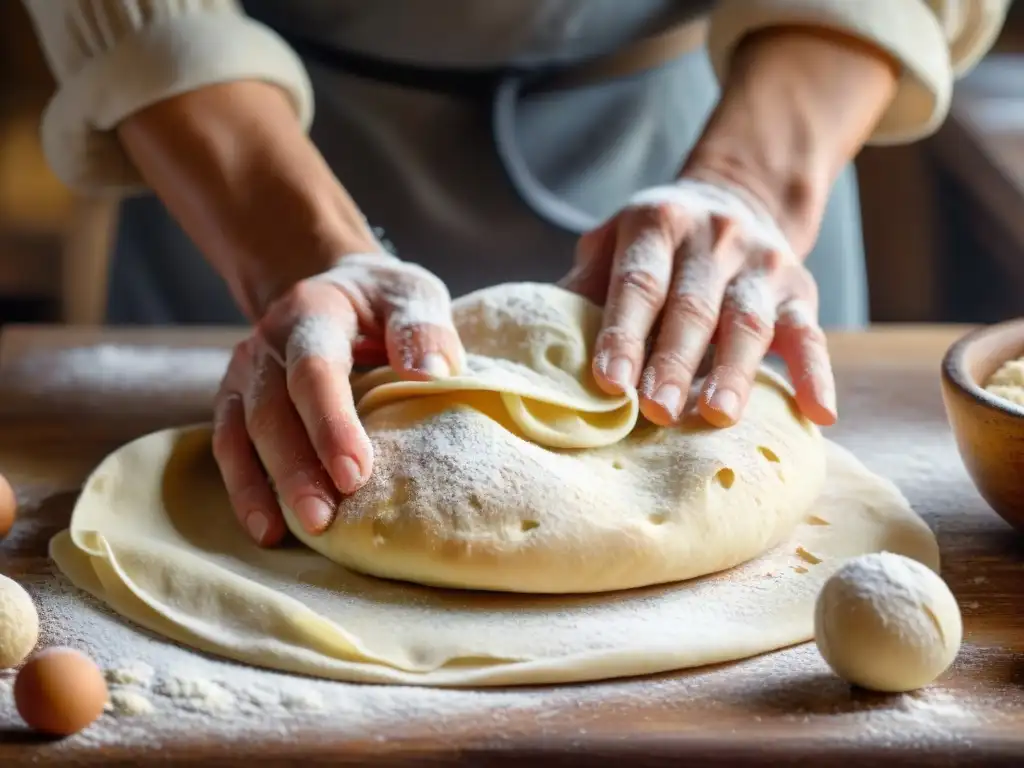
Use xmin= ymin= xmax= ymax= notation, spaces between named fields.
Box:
xmin=15 ymin=647 xmax=109 ymax=736
xmin=0 ymin=472 xmax=15 ymax=538
xmin=814 ymin=552 xmax=962 ymax=693
xmin=0 ymin=574 xmax=39 ymax=668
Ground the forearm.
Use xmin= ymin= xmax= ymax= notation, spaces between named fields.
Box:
xmin=116 ymin=80 xmax=377 ymax=320
xmin=684 ymin=27 xmax=899 ymax=256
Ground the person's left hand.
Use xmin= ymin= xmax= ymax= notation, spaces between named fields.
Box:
xmin=560 ymin=175 xmax=836 ymax=429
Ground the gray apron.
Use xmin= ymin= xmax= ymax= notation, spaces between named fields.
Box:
xmin=107 ymin=0 xmax=868 ymax=329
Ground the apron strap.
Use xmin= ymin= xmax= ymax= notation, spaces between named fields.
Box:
xmin=281 ymin=18 xmax=707 ymax=97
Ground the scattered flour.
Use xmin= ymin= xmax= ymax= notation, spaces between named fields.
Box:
xmin=106 ymin=690 xmax=155 ymax=717
xmin=105 ymin=660 xmax=155 ymax=687
xmin=152 ymin=676 xmax=234 ymax=714
xmin=0 ymin=350 xmax=1012 ymax=758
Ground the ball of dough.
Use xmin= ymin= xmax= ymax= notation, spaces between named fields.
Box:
xmin=15 ymin=647 xmax=108 ymax=736
xmin=286 ymin=283 xmax=827 ymax=594
xmin=814 ymin=552 xmax=962 ymax=692
xmin=0 ymin=472 xmax=16 ymax=538
xmin=0 ymin=574 xmax=39 ymax=668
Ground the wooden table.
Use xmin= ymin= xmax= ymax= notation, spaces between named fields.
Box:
xmin=1 ymin=324 xmax=1024 ymax=767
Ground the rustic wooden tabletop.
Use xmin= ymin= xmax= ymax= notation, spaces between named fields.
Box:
xmin=0 ymin=324 xmax=1023 ymax=767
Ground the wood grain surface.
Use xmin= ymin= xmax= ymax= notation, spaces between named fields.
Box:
xmin=1 ymin=324 xmax=1024 ymax=767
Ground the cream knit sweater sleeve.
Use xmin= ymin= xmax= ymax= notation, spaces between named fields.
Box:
xmin=708 ymin=0 xmax=1012 ymax=145
xmin=20 ymin=0 xmax=314 ymax=194
xmin=22 ymin=0 xmax=1010 ymax=193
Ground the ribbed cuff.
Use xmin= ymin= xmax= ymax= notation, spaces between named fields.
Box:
xmin=40 ymin=11 xmax=314 ymax=194
xmin=707 ymin=0 xmax=952 ymax=145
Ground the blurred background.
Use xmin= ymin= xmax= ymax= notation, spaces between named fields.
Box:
xmin=3 ymin=2 xmax=1024 ymax=329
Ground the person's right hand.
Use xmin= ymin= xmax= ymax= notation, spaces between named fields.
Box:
xmin=211 ymin=253 xmax=465 ymax=547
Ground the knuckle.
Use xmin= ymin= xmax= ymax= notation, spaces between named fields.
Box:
xmin=729 ymin=309 xmax=773 ymax=339
xmin=287 ymin=352 xmax=334 ymax=389
xmin=616 ymin=268 xmax=667 ymax=309
xmin=648 ymin=349 xmax=700 ymax=380
xmin=244 ymin=397 xmax=280 ymax=441
xmin=792 ymin=267 xmax=820 ymax=303
xmin=596 ymin=325 xmax=646 ymax=352
xmin=624 ymin=203 xmax=684 ymax=239
xmin=672 ymin=293 xmax=719 ymax=331
xmin=758 ymin=248 xmax=788 ymax=273
xmin=799 ymin=322 xmax=828 ymax=348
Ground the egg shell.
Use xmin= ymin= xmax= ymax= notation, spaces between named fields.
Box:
xmin=15 ymin=647 xmax=109 ymax=736
xmin=0 ymin=472 xmax=15 ymax=538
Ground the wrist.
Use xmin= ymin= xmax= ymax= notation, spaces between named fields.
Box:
xmin=117 ymin=80 xmax=380 ymax=320
xmin=682 ymin=26 xmax=898 ymax=256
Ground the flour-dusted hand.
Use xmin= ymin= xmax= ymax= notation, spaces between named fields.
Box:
xmin=561 ymin=177 xmax=836 ymax=429
xmin=212 ymin=253 xmax=465 ymax=546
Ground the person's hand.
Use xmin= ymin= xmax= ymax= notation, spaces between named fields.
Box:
xmin=561 ymin=176 xmax=835 ymax=429
xmin=211 ymin=253 xmax=465 ymax=547
xmin=560 ymin=24 xmax=901 ymax=430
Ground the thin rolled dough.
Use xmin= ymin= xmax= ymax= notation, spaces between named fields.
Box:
xmin=49 ymin=283 xmax=940 ymax=687
xmin=285 ymin=283 xmax=827 ymax=593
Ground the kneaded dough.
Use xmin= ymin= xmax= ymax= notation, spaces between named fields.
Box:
xmin=0 ymin=574 xmax=39 ymax=668
xmin=814 ymin=552 xmax=962 ymax=693
xmin=286 ymin=283 xmax=827 ymax=594
xmin=49 ymin=283 xmax=941 ymax=687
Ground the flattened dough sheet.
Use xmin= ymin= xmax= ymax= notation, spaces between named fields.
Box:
xmin=50 ymin=426 xmax=938 ymax=687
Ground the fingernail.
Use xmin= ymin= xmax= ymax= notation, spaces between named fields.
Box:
xmin=709 ymin=387 xmax=740 ymax=420
xmin=652 ymin=384 xmax=683 ymax=420
xmin=293 ymin=496 xmax=335 ymax=534
xmin=245 ymin=511 xmax=269 ymax=544
xmin=606 ymin=357 xmax=634 ymax=390
xmin=333 ymin=455 xmax=364 ymax=495
xmin=420 ymin=352 xmax=450 ymax=378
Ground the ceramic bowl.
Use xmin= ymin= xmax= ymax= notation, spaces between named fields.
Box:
xmin=941 ymin=318 xmax=1024 ymax=531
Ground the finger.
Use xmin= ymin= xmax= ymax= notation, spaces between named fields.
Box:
xmin=560 ymin=219 xmax=616 ymax=302
xmin=592 ymin=207 xmax=677 ymax=395
xmin=640 ymin=217 xmax=737 ymax=425
xmin=383 ymin=266 xmax=466 ymax=381
xmin=212 ymin=356 xmax=288 ymax=547
xmin=285 ymin=313 xmax=375 ymax=496
xmin=773 ymin=298 xmax=837 ymax=426
xmin=244 ymin=337 xmax=339 ymax=536
xmin=699 ymin=261 xmax=782 ymax=428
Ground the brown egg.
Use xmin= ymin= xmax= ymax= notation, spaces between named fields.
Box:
xmin=14 ymin=647 xmax=108 ymax=736
xmin=0 ymin=472 xmax=15 ymax=538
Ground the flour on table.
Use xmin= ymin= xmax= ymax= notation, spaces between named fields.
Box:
xmin=0 ymin=564 xmax=1011 ymax=756
xmin=153 ymin=676 xmax=234 ymax=713
xmin=106 ymin=689 xmax=155 ymax=717
xmin=105 ymin=660 xmax=155 ymax=687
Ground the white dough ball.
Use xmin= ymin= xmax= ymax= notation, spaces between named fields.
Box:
xmin=0 ymin=574 xmax=39 ymax=668
xmin=814 ymin=552 xmax=962 ymax=693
